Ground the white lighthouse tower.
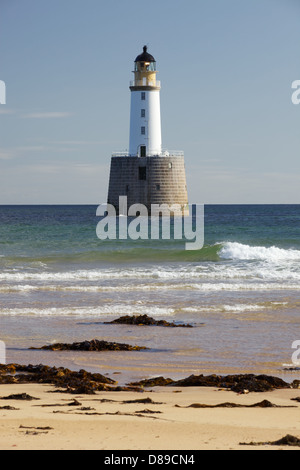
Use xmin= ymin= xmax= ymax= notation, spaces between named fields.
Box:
xmin=129 ymin=46 xmax=162 ymax=158
xmin=107 ymin=46 xmax=189 ymax=216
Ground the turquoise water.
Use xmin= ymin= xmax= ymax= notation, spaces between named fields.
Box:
xmin=0 ymin=205 xmax=299 ymax=384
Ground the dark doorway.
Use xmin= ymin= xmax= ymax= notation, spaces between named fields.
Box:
xmin=140 ymin=145 xmax=146 ymax=158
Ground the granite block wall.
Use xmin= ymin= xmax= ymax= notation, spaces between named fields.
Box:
xmin=107 ymin=156 xmax=189 ymax=215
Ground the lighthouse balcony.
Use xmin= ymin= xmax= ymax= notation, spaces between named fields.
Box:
xmin=111 ymin=150 xmax=184 ymax=158
xmin=130 ymin=79 xmax=161 ymax=89
xmin=111 ymin=152 xmax=130 ymax=157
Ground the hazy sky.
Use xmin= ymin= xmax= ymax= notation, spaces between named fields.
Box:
xmin=0 ymin=0 xmax=299 ymax=204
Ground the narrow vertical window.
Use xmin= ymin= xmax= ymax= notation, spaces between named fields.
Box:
xmin=141 ymin=109 xmax=145 ymax=118
xmin=140 ymin=146 xmax=146 ymax=158
xmin=141 ymin=126 xmax=145 ymax=135
xmin=141 ymin=92 xmax=146 ymax=100
xmin=139 ymin=167 xmax=147 ymax=180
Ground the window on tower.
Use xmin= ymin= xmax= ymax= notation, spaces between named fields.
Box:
xmin=141 ymin=109 xmax=145 ymax=118
xmin=141 ymin=92 xmax=146 ymax=100
xmin=140 ymin=146 xmax=146 ymax=157
xmin=141 ymin=126 xmax=145 ymax=135
xmin=139 ymin=166 xmax=147 ymax=181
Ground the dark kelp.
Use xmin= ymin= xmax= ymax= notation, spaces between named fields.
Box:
xmin=240 ymin=434 xmax=300 ymax=447
xmin=30 ymin=339 xmax=147 ymax=352
xmin=175 ymin=400 xmax=295 ymax=409
xmin=0 ymin=364 xmax=142 ymax=394
xmin=105 ymin=314 xmax=193 ymax=328
xmin=129 ymin=373 xmax=294 ymax=393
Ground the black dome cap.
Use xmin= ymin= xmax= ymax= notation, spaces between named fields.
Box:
xmin=135 ymin=46 xmax=155 ymax=63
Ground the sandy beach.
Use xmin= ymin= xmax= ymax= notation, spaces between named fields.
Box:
xmin=1 ymin=206 xmax=300 ymax=452
xmin=1 ymin=381 xmax=300 ymax=450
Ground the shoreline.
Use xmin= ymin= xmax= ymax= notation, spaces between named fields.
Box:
xmin=1 ymin=367 xmax=300 ymax=450
xmin=2 ymin=311 xmax=300 ymax=388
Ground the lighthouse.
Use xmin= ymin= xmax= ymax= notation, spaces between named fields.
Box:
xmin=129 ymin=46 xmax=162 ymax=158
xmin=107 ymin=46 xmax=189 ymax=215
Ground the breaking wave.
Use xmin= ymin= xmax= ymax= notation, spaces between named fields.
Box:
xmin=219 ymin=242 xmax=300 ymax=262
xmin=0 ymin=242 xmax=299 ymax=293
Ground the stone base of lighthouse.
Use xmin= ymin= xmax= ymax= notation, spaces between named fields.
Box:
xmin=107 ymin=155 xmax=189 ymax=216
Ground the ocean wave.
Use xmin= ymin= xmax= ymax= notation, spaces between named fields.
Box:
xmin=0 ymin=265 xmax=299 ymax=285
xmin=0 ymin=244 xmax=221 ymax=264
xmin=1 ymin=241 xmax=300 ymax=265
xmin=0 ymin=304 xmax=175 ymax=317
xmin=219 ymin=242 xmax=300 ymax=262
xmin=0 ymin=300 xmax=291 ymax=318
xmin=0 ymin=280 xmax=299 ymax=295
xmin=0 ymin=242 xmax=299 ymax=286
xmin=182 ymin=301 xmax=289 ymax=314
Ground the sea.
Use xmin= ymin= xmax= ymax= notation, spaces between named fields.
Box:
xmin=0 ymin=204 xmax=299 ymax=385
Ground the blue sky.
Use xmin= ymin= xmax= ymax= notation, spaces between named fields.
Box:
xmin=0 ymin=0 xmax=299 ymax=204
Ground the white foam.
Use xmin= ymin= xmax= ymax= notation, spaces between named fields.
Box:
xmin=0 ymin=298 xmax=291 ymax=318
xmin=0 ymin=242 xmax=299 ymax=287
xmin=0 ymin=304 xmax=175 ymax=317
xmin=0 ymin=279 xmax=299 ymax=295
xmin=0 ymin=284 xmax=38 ymax=293
xmin=1 ymin=263 xmax=299 ymax=283
xmin=221 ymin=304 xmax=267 ymax=312
xmin=183 ymin=302 xmax=289 ymax=314
xmin=220 ymin=242 xmax=300 ymax=262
